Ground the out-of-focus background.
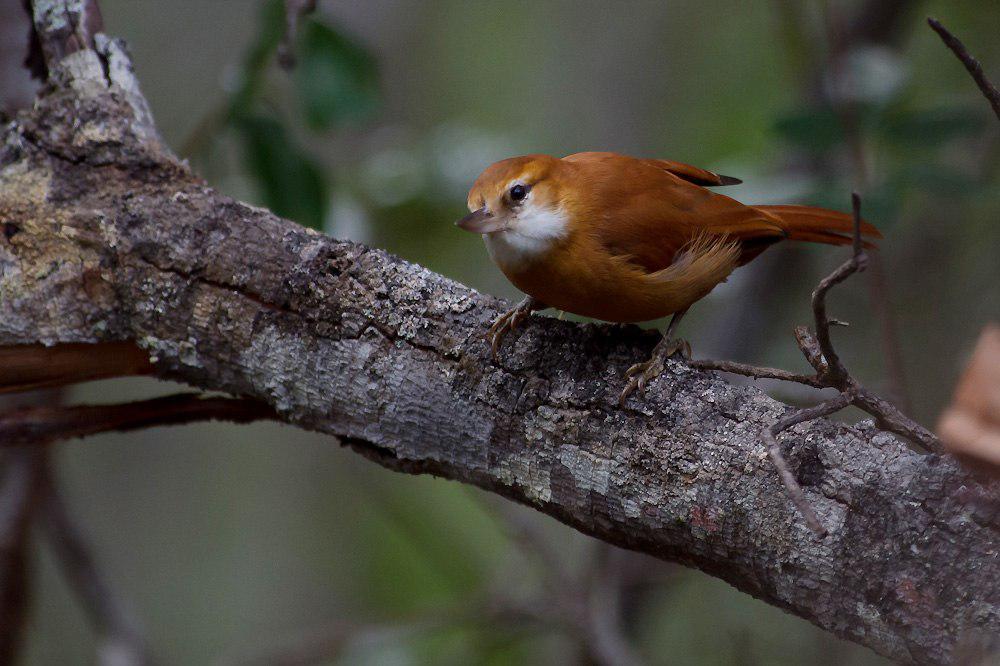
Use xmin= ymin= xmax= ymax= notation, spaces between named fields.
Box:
xmin=5 ymin=1 xmax=998 ymax=663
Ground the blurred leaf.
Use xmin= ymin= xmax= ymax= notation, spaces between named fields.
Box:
xmin=773 ymin=107 xmax=844 ymax=153
xmin=231 ymin=0 xmax=287 ymax=115
xmin=294 ymin=20 xmax=380 ymax=130
xmin=881 ymin=108 xmax=986 ymax=147
xmin=892 ymin=163 xmax=981 ymax=197
xmin=236 ymin=112 xmax=328 ymax=229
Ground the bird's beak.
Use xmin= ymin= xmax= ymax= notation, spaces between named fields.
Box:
xmin=455 ymin=208 xmax=506 ymax=234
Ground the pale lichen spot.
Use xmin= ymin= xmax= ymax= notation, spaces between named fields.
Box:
xmin=559 ymin=446 xmax=611 ymax=495
xmin=495 ymin=453 xmax=552 ymax=503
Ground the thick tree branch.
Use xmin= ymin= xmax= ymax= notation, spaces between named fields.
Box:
xmin=0 ymin=5 xmax=996 ymax=664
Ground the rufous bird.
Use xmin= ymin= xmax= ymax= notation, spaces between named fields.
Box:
xmin=456 ymin=152 xmax=880 ymax=403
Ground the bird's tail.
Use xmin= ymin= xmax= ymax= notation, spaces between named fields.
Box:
xmin=755 ymin=205 xmax=882 ymax=248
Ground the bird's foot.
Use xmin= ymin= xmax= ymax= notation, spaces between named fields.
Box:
xmin=618 ymin=337 xmax=691 ymax=406
xmin=488 ymin=297 xmax=540 ymax=361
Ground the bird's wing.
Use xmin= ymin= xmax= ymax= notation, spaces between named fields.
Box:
xmin=638 ymin=158 xmax=742 ymax=187
xmin=563 ymin=153 xmax=785 ymax=273
xmin=564 ymin=151 xmax=741 ymax=187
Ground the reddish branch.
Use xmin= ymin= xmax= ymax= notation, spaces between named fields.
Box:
xmin=0 ymin=393 xmax=277 ymax=447
xmin=0 ymin=343 xmax=152 ymax=394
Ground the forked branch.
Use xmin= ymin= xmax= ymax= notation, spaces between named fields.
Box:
xmin=693 ymin=194 xmax=943 ymax=534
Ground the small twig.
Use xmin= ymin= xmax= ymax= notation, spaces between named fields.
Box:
xmin=928 ymin=18 xmax=1000 ymax=120
xmin=0 ymin=393 xmax=277 ymax=447
xmin=763 ymin=393 xmax=853 ymax=538
xmin=584 ymin=544 xmax=643 ymax=666
xmin=852 ymin=387 xmax=941 ymax=452
xmin=809 ymin=193 xmax=867 ymax=384
xmin=38 ymin=464 xmax=153 ymax=666
xmin=277 ymin=0 xmax=318 ymax=70
xmin=688 ymin=359 xmax=826 ymax=389
xmin=0 ymin=448 xmax=46 ymax=664
xmin=824 ymin=3 xmax=913 ymax=412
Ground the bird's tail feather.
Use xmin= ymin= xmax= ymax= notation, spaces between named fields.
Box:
xmin=755 ymin=204 xmax=882 ymax=248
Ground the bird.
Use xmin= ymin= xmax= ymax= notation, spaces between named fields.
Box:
xmin=455 ymin=152 xmax=881 ymax=404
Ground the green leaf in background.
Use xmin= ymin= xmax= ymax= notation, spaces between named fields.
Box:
xmin=236 ymin=112 xmax=328 ymax=230
xmin=295 ymin=20 xmax=380 ymax=130
xmin=893 ymin=163 xmax=981 ymax=197
xmin=232 ymin=0 xmax=287 ymax=115
xmin=881 ymin=108 xmax=986 ymax=147
xmin=773 ymin=107 xmax=844 ymax=153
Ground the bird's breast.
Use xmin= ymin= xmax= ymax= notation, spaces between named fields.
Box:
xmin=487 ymin=234 xmax=724 ymax=323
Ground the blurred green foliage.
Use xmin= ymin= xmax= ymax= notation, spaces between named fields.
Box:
xmin=295 ymin=20 xmax=380 ymax=130
xmin=189 ymin=0 xmax=382 ymax=230
xmin=236 ymin=112 xmax=328 ymax=230
xmin=774 ymin=101 xmax=989 ymax=222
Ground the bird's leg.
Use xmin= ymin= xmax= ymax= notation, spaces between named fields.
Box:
xmin=488 ymin=296 xmax=546 ymax=360
xmin=619 ymin=309 xmax=690 ymax=405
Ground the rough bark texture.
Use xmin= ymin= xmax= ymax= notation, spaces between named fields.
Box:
xmin=0 ymin=12 xmax=997 ymax=666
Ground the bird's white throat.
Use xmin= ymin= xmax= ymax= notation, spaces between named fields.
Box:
xmin=483 ymin=205 xmax=569 ymax=270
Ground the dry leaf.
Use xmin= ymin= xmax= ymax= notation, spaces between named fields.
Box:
xmin=938 ymin=324 xmax=1000 ymax=476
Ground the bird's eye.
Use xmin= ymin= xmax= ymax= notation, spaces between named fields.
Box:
xmin=509 ymin=184 xmax=528 ymax=202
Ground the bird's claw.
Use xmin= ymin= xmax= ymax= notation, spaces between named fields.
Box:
xmin=618 ymin=337 xmax=691 ymax=406
xmin=488 ymin=300 xmax=535 ymax=361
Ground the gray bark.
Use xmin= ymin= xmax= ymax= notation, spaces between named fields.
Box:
xmin=0 ymin=6 xmax=997 ymax=664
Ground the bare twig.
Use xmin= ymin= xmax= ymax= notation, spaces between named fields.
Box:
xmin=277 ymin=0 xmax=318 ymax=70
xmin=0 ymin=447 xmax=45 ymax=665
xmin=38 ymin=464 xmax=153 ymax=666
xmin=0 ymin=393 xmax=277 ymax=447
xmin=763 ymin=392 xmax=853 ymax=538
xmin=823 ymin=4 xmax=913 ymax=411
xmin=688 ymin=359 xmax=826 ymax=389
xmin=809 ymin=194 xmax=867 ymax=384
xmin=852 ymin=387 xmax=941 ymax=450
xmin=584 ymin=544 xmax=643 ymax=666
xmin=928 ymin=17 xmax=1000 ymax=120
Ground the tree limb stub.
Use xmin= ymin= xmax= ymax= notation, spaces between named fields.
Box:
xmin=0 ymin=8 xmax=998 ymax=665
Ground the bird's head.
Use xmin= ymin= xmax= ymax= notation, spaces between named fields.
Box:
xmin=456 ymin=155 xmax=569 ymax=265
